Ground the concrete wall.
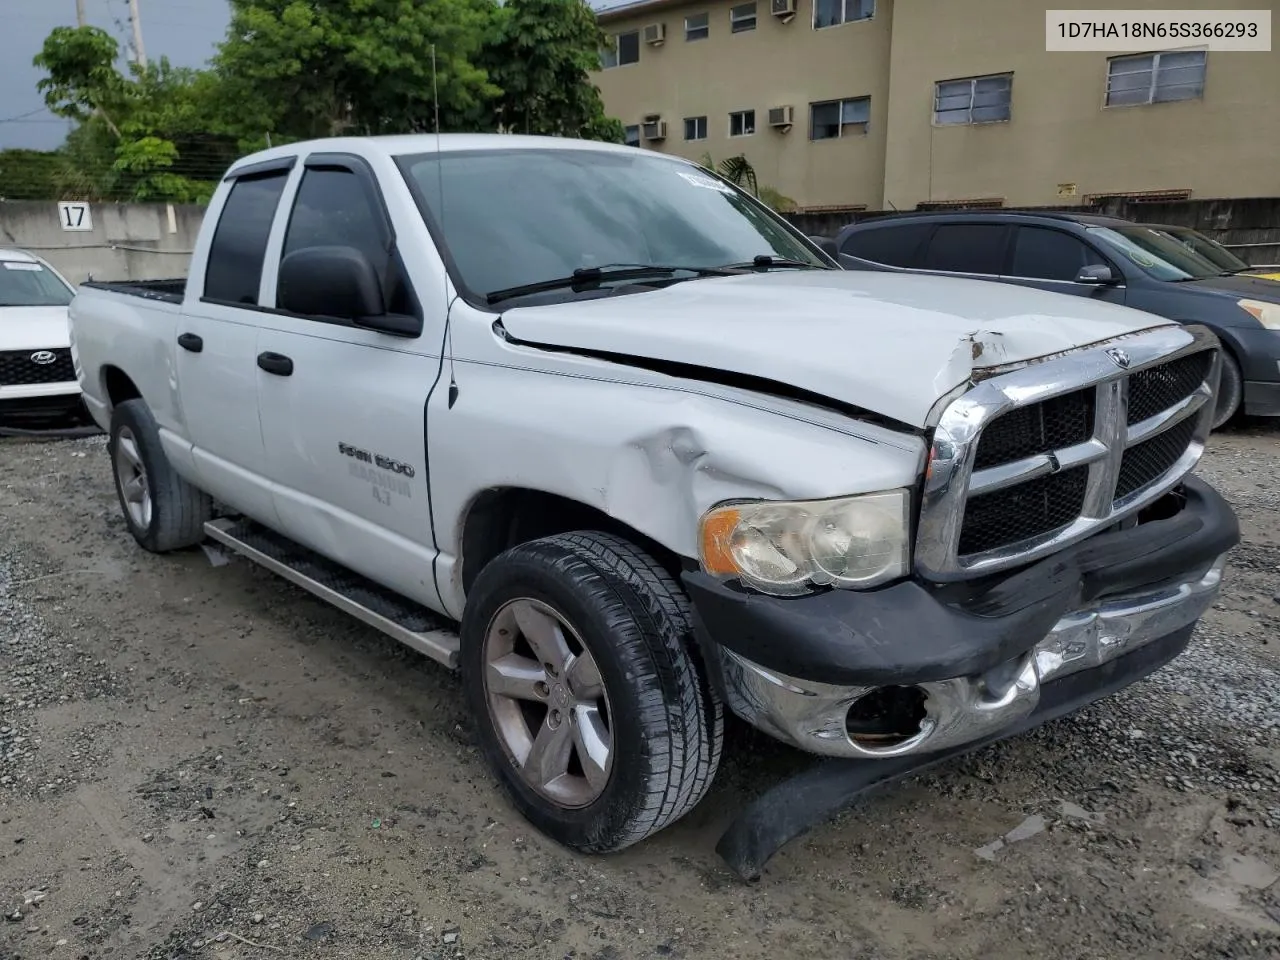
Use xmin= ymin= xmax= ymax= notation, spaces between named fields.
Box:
xmin=0 ymin=200 xmax=205 ymax=285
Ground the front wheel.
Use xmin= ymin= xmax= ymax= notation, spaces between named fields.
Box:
xmin=1211 ymin=351 xmax=1243 ymax=429
xmin=460 ymin=531 xmax=722 ymax=853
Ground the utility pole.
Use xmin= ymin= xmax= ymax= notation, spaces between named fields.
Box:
xmin=127 ymin=0 xmax=147 ymax=67
xmin=75 ymin=0 xmax=85 ymax=27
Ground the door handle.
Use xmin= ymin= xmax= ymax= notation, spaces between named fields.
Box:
xmin=257 ymin=351 xmax=294 ymax=376
xmin=177 ymin=333 xmax=203 ymax=353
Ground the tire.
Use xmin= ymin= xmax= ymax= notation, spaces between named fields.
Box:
xmin=108 ymin=398 xmax=213 ymax=553
xmin=460 ymin=531 xmax=723 ymax=853
xmin=1211 ymin=350 xmax=1243 ymax=430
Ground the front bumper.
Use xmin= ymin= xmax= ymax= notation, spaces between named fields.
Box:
xmin=685 ymin=476 xmax=1239 ymax=880
xmin=683 ymin=476 xmax=1238 ymax=761
xmin=1244 ymin=379 xmax=1280 ymax=417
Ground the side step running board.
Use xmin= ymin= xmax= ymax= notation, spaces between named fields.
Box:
xmin=203 ymin=518 xmax=460 ymax=669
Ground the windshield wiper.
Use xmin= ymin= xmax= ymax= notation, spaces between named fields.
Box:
xmin=485 ymin=263 xmax=738 ymax=305
xmin=719 ymin=254 xmax=824 ymax=271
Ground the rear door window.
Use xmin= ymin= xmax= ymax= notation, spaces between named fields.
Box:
xmin=1010 ymin=226 xmax=1106 ymax=281
xmin=840 ymin=223 xmax=932 ymax=268
xmin=203 ymin=171 xmax=290 ymax=305
xmin=921 ymin=223 xmax=1009 ymax=275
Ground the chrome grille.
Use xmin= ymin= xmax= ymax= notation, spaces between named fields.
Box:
xmin=916 ymin=325 xmax=1221 ymax=581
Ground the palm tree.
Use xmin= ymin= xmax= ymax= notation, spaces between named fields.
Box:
xmin=698 ymin=152 xmax=796 ymax=213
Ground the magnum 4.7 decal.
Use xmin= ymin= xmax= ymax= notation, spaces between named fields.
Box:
xmin=338 ymin=441 xmax=416 ymax=505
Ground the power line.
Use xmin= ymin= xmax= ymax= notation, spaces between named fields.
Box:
xmin=0 ymin=108 xmax=58 ymax=124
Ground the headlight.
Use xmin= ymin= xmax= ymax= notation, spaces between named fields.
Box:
xmin=1238 ymin=299 xmax=1280 ymax=330
xmin=698 ymin=490 xmax=910 ymax=596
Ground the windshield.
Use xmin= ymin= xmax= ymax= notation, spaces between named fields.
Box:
xmin=1086 ymin=225 xmax=1230 ymax=281
xmin=398 ymin=147 xmax=828 ymax=302
xmin=0 ymin=259 xmax=74 ymax=307
xmin=1151 ymin=226 xmax=1250 ymax=274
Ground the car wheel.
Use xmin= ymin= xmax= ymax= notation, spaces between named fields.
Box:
xmin=460 ymin=531 xmax=723 ymax=853
xmin=1211 ymin=351 xmax=1243 ymax=430
xmin=109 ymin=398 xmax=213 ymax=552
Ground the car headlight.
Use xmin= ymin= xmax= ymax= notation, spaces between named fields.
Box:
xmin=698 ymin=490 xmax=910 ymax=596
xmin=1238 ymin=299 xmax=1280 ymax=330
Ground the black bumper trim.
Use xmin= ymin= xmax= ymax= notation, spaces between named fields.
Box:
xmin=715 ymin=622 xmax=1194 ymax=880
xmin=681 ymin=476 xmax=1237 ymax=687
xmin=1244 ymin=380 xmax=1280 ymax=417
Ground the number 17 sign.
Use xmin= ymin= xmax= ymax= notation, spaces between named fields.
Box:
xmin=57 ymin=201 xmax=93 ymax=232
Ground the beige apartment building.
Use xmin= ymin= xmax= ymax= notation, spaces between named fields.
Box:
xmin=592 ymin=0 xmax=1280 ymax=212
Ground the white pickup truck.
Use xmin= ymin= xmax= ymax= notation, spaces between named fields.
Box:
xmin=69 ymin=134 xmax=1240 ymax=878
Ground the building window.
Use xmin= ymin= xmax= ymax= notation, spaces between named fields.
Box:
xmin=601 ymin=30 xmax=640 ymax=68
xmin=934 ymin=73 xmax=1012 ymax=125
xmin=729 ymin=2 xmax=756 ymax=33
xmin=685 ymin=12 xmax=709 ymax=40
xmin=624 ymin=125 xmax=641 ymax=147
xmin=810 ymin=97 xmax=870 ymax=139
xmin=1106 ymin=49 xmax=1206 ymax=106
xmin=814 ymin=0 xmax=874 ymax=29
xmin=684 ymin=116 xmax=708 ymax=141
xmin=729 ymin=110 xmax=755 ymax=137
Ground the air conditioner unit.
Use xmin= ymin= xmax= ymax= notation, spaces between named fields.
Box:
xmin=768 ymin=105 xmax=794 ymax=128
xmin=643 ymin=22 xmax=666 ymax=44
xmin=641 ymin=119 xmax=668 ymax=141
xmin=771 ymin=0 xmax=796 ymax=20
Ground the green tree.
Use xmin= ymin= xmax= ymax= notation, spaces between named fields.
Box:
xmin=212 ymin=0 xmax=500 ymax=142
xmin=32 ymin=26 xmax=234 ymax=201
xmin=699 ymin=152 xmax=797 ymax=213
xmin=482 ymin=0 xmax=623 ymax=141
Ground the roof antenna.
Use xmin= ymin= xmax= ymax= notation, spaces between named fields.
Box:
xmin=431 ymin=43 xmax=459 ymax=410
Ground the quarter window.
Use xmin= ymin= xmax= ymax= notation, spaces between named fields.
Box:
xmin=934 ymin=73 xmax=1012 ymax=125
xmin=203 ymin=171 xmax=289 ymax=304
xmin=840 ymin=223 xmax=932 ymax=267
xmin=729 ymin=110 xmax=755 ymax=137
xmin=684 ymin=116 xmax=708 ymax=141
xmin=810 ymin=97 xmax=870 ymax=140
xmin=730 ymin=2 xmax=757 ymax=33
xmin=1106 ymin=49 xmax=1206 ymax=106
xmin=814 ymin=0 xmax=874 ymax=29
xmin=685 ymin=11 xmax=709 ymax=40
xmin=601 ymin=30 xmax=640 ymax=68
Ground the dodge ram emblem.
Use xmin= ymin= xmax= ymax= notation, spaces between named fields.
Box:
xmin=1106 ymin=347 xmax=1131 ymax=369
xmin=30 ymin=350 xmax=57 ymax=365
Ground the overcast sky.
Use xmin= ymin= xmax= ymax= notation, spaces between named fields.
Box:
xmin=2 ymin=0 xmax=632 ymax=152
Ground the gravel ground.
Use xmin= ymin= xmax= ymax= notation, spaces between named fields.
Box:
xmin=1 ymin=422 xmax=1278 ymax=960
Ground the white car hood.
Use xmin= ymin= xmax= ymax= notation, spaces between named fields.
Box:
xmin=498 ymin=270 xmax=1175 ymax=428
xmin=0 ymin=305 xmax=71 ymax=352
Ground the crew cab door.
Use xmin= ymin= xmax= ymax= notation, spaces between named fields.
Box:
xmin=252 ymin=153 xmax=446 ymax=610
xmin=174 ymin=160 xmax=294 ymax=526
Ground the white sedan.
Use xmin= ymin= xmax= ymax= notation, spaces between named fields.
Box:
xmin=0 ymin=248 xmax=85 ymax=425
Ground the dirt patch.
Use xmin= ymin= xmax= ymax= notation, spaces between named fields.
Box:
xmin=2 ymin=425 xmax=1278 ymax=960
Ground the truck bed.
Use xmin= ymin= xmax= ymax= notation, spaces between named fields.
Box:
xmin=82 ymin=278 xmax=187 ymax=304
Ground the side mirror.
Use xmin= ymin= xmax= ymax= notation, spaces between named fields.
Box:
xmin=278 ymin=245 xmax=385 ymax=319
xmin=809 ymin=235 xmax=840 ymax=259
xmin=1075 ymin=264 xmax=1118 ymax=285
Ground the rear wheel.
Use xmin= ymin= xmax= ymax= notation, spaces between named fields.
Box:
xmin=460 ymin=531 xmax=722 ymax=853
xmin=109 ymin=399 xmax=213 ymax=552
xmin=1211 ymin=351 xmax=1243 ymax=429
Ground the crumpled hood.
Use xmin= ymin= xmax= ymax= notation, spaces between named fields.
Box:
xmin=0 ymin=305 xmax=71 ymax=352
xmin=498 ymin=270 xmax=1176 ymax=427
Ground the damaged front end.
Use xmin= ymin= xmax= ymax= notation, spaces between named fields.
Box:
xmin=683 ymin=324 xmax=1239 ymax=879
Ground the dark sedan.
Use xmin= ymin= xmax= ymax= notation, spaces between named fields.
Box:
xmin=828 ymin=212 xmax=1280 ymax=428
